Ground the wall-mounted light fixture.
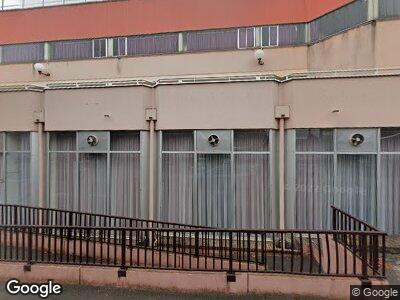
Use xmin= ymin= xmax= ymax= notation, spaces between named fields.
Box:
xmin=34 ymin=63 xmax=50 ymax=76
xmin=254 ymin=49 xmax=265 ymax=65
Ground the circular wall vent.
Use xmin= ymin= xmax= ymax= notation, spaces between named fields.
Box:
xmin=208 ymin=134 xmax=220 ymax=147
xmin=350 ymin=134 xmax=364 ymax=147
xmin=87 ymin=135 xmax=99 ymax=147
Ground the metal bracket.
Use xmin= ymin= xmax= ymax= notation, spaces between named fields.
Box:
xmin=118 ymin=268 xmax=127 ymax=278
xmin=145 ymin=108 xmax=157 ymax=121
xmin=33 ymin=110 xmax=45 ymax=123
xmin=23 ymin=264 xmax=32 ymax=272
xmin=226 ymin=272 xmax=236 ymax=282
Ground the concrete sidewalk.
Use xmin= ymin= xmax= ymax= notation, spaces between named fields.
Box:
xmin=386 ymin=235 xmax=400 ymax=284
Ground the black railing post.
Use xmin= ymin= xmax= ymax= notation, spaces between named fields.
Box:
xmin=118 ymin=229 xmax=127 ymax=277
xmin=194 ymin=231 xmax=199 ymax=257
xmin=332 ymin=207 xmax=337 ymax=230
xmin=13 ymin=206 xmax=18 ymax=225
xmin=226 ymin=231 xmax=236 ymax=282
xmin=382 ymin=234 xmax=386 ymax=277
xmin=360 ymin=233 xmax=371 ymax=286
xmin=67 ymin=212 xmax=73 ymax=240
xmin=24 ymin=227 xmax=32 ymax=271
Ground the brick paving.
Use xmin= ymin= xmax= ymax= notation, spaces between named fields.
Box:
xmin=386 ymin=235 xmax=400 ymax=284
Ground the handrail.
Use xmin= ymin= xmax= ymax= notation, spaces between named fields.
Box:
xmin=0 ymin=203 xmax=210 ymax=229
xmin=331 ymin=205 xmax=380 ymax=232
xmin=0 ymin=204 xmax=387 ymax=280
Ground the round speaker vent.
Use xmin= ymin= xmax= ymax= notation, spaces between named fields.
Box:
xmin=208 ymin=134 xmax=220 ymax=147
xmin=87 ymin=135 xmax=99 ymax=147
xmin=350 ymin=134 xmax=364 ymax=147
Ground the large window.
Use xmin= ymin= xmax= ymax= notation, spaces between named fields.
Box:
xmin=127 ymin=34 xmax=179 ymax=56
xmin=186 ymin=29 xmax=238 ymax=52
xmin=294 ymin=128 xmax=380 ymax=230
xmin=48 ymin=131 xmax=142 ymax=217
xmin=295 ymin=129 xmax=334 ymax=230
xmin=50 ymin=40 xmax=92 ymax=61
xmin=159 ymin=130 xmax=273 ymax=229
xmin=380 ymin=128 xmax=400 ymax=234
xmin=1 ymin=43 xmax=44 ymax=64
xmin=0 ymin=132 xmax=34 ymax=206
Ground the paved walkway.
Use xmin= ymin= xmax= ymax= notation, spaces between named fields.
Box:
xmin=386 ymin=235 xmax=400 ymax=284
xmin=0 ymin=283 xmax=325 ymax=300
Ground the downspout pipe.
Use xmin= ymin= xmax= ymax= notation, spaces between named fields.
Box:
xmin=145 ymin=108 xmax=157 ymax=222
xmin=34 ymin=111 xmax=45 ymax=208
xmin=38 ymin=122 xmax=45 ymax=208
xmin=275 ymin=106 xmax=290 ymax=230
xmin=148 ymin=119 xmax=155 ymax=221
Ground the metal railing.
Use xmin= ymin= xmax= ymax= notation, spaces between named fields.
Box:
xmin=331 ymin=206 xmax=385 ymax=278
xmin=0 ymin=205 xmax=386 ymax=280
xmin=0 ymin=204 xmax=208 ymax=229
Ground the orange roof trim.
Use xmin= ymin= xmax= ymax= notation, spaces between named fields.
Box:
xmin=0 ymin=0 xmax=354 ymax=45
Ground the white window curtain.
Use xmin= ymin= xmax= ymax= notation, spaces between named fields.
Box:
xmin=161 ymin=153 xmax=194 ymax=224
xmin=49 ymin=152 xmax=76 ymax=210
xmin=160 ymin=132 xmax=194 ymax=224
xmin=110 ymin=132 xmax=141 ymax=218
xmin=197 ymin=154 xmax=231 ymax=228
xmin=49 ymin=132 xmax=77 ymax=210
xmin=380 ymin=128 xmax=400 ymax=234
xmin=49 ymin=131 xmax=141 ymax=217
xmin=161 ymin=130 xmax=270 ymax=229
xmin=235 ymin=154 xmax=270 ymax=229
xmin=79 ymin=153 xmax=108 ymax=215
xmin=296 ymin=154 xmax=334 ymax=229
xmin=295 ymin=129 xmax=334 ymax=229
xmin=336 ymin=155 xmax=377 ymax=226
xmin=5 ymin=133 xmax=32 ymax=205
xmin=234 ymin=130 xmax=270 ymax=229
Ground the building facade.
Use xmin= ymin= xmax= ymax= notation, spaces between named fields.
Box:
xmin=0 ymin=0 xmax=399 ymax=234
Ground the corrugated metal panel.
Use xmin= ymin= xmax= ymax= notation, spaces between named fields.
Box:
xmin=310 ymin=0 xmax=368 ymax=42
xmin=379 ymin=0 xmax=400 ymax=19
xmin=1 ymin=43 xmax=44 ymax=63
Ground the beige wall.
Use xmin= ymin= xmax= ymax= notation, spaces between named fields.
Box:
xmin=1 ymin=75 xmax=400 ymax=132
xmin=308 ymin=22 xmax=377 ymax=71
xmin=156 ymin=82 xmax=279 ymax=130
xmin=44 ymin=87 xmax=151 ymax=131
xmin=308 ymin=19 xmax=400 ymax=71
xmin=0 ymin=92 xmax=42 ymax=131
xmin=0 ymin=47 xmax=308 ymax=85
xmin=282 ymin=76 xmax=400 ymax=129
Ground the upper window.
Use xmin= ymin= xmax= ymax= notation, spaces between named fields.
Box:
xmin=50 ymin=40 xmax=92 ymax=60
xmin=237 ymin=27 xmax=255 ymax=49
xmin=187 ymin=29 xmax=237 ymax=52
xmin=296 ymin=129 xmax=334 ymax=152
xmin=93 ymin=39 xmax=107 ymax=58
xmin=261 ymin=26 xmax=278 ymax=47
xmin=1 ymin=43 xmax=44 ymax=64
xmin=112 ymin=37 xmax=127 ymax=57
xmin=381 ymin=128 xmax=400 ymax=152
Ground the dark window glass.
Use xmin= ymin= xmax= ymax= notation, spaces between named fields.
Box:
xmin=127 ymin=34 xmax=178 ymax=56
xmin=50 ymin=40 xmax=92 ymax=60
xmin=93 ymin=39 xmax=107 ymax=58
xmin=2 ymin=43 xmax=44 ymax=64
xmin=187 ymin=29 xmax=237 ymax=52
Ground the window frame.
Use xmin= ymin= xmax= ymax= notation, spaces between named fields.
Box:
xmin=92 ymin=38 xmax=108 ymax=58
